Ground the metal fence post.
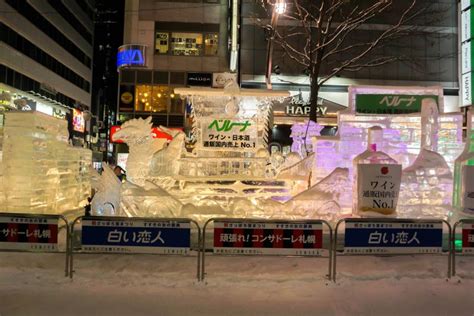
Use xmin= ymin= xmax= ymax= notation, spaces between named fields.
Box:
xmin=201 ymin=218 xmax=213 ymax=282
xmin=69 ymin=216 xmax=83 ymax=279
xmin=452 ymin=219 xmax=474 ymax=277
xmin=332 ymin=219 xmax=344 ymax=282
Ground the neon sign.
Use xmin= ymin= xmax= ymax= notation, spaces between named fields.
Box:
xmin=117 ymin=44 xmax=147 ymax=69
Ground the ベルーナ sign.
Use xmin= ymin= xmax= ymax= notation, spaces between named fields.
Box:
xmin=355 ymin=94 xmax=438 ymax=114
xmin=201 ymin=118 xmax=258 ymax=151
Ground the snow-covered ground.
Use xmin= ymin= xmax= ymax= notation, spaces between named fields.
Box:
xmin=0 ymin=252 xmax=473 ymax=316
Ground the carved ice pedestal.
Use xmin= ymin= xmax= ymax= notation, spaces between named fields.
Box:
xmin=1 ymin=111 xmax=91 ymax=214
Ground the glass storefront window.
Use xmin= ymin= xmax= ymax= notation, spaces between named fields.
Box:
xmin=170 ymin=32 xmax=202 ymax=56
xmin=155 ymin=32 xmax=169 ymax=54
xmin=204 ymin=33 xmax=218 ymax=55
xmin=135 ymin=85 xmax=152 ymax=112
xmin=135 ymin=85 xmax=183 ymax=114
xmin=170 ymin=91 xmax=184 ymax=114
xmin=151 ymin=85 xmax=169 ymax=113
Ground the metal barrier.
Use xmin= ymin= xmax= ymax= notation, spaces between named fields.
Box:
xmin=0 ymin=212 xmax=70 ymax=277
xmin=452 ymin=219 xmax=474 ymax=277
xmin=332 ymin=218 xmax=452 ymax=282
xmin=201 ymin=217 xmax=333 ymax=281
xmin=69 ymin=216 xmax=201 ymax=281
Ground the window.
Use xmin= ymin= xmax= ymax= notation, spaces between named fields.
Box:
xmin=47 ymin=0 xmax=92 ymax=44
xmin=170 ymin=33 xmax=202 ymax=56
xmin=135 ymin=85 xmax=182 ymax=114
xmin=6 ymin=0 xmax=91 ymax=68
xmin=155 ymin=32 xmax=169 ymax=54
xmin=155 ymin=26 xmax=219 ymax=56
xmin=135 ymin=85 xmax=153 ymax=112
xmin=0 ymin=23 xmax=90 ymax=93
xmin=204 ymin=33 xmax=218 ymax=55
xmin=151 ymin=86 xmax=170 ymax=113
xmin=1 ymin=65 xmax=77 ymax=108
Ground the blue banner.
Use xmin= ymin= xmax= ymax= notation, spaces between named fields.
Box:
xmin=81 ymin=219 xmax=190 ymax=254
xmin=344 ymin=222 xmax=443 ymax=254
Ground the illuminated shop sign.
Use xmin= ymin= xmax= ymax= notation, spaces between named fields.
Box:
xmin=117 ymin=44 xmax=147 ymax=69
xmin=187 ymin=73 xmax=212 ymax=87
xmin=285 ymin=95 xmax=328 ymax=117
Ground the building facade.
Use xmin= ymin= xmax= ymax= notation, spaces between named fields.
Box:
xmin=240 ymin=0 xmax=460 ymax=114
xmin=117 ymin=0 xmax=231 ymax=128
xmin=0 ymin=0 xmax=94 ymax=143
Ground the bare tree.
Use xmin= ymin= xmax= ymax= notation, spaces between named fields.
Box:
xmin=258 ymin=0 xmax=438 ymax=122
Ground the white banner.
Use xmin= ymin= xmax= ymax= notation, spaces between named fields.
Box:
xmin=461 ymin=72 xmax=473 ymax=106
xmin=357 ymin=164 xmax=402 ymax=214
xmin=201 ymin=118 xmax=258 ymax=152
xmin=462 ymin=42 xmax=472 ymax=75
xmin=462 ymin=10 xmax=472 ymax=42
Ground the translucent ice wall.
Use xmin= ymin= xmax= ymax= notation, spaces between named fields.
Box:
xmin=311 ymin=110 xmax=463 ymax=185
xmin=0 ymin=115 xmax=4 ymax=208
xmin=1 ymin=111 xmax=91 ymax=214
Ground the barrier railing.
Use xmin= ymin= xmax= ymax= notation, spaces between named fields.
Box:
xmin=201 ymin=217 xmax=332 ymax=281
xmin=69 ymin=216 xmax=201 ymax=280
xmin=332 ymin=218 xmax=452 ymax=282
xmin=0 ymin=212 xmax=70 ymax=277
xmin=452 ymin=219 xmax=474 ymax=277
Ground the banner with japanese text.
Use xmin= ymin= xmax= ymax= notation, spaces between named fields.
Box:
xmin=357 ymin=164 xmax=402 ymax=215
xmin=81 ymin=219 xmax=191 ymax=254
xmin=213 ymin=221 xmax=325 ymax=256
xmin=344 ymin=221 xmax=443 ymax=254
xmin=201 ymin=118 xmax=258 ymax=152
xmin=0 ymin=216 xmax=59 ymax=251
xmin=462 ymin=223 xmax=474 ymax=254
xmin=355 ymin=94 xmax=438 ymax=114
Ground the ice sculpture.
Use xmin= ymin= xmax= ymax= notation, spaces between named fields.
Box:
xmin=398 ymin=99 xmax=453 ymax=218
xmin=353 ymin=126 xmax=401 ymax=216
xmin=285 ymin=167 xmax=350 ymax=221
xmin=94 ymin=84 xmax=340 ymax=224
xmin=1 ymin=111 xmax=91 ymax=214
xmin=120 ymin=181 xmax=183 ymax=218
xmin=453 ymin=107 xmax=474 ymax=217
xmin=0 ymin=121 xmax=4 ymax=208
xmin=111 ymin=117 xmax=168 ymax=186
xmin=311 ymin=86 xmax=463 ymax=186
xmin=91 ymin=163 xmax=121 ymax=216
xmin=290 ymin=120 xmax=323 ymax=157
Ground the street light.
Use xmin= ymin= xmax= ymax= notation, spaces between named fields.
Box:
xmin=265 ymin=0 xmax=286 ymax=90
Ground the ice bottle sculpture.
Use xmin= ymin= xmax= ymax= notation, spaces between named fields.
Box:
xmin=353 ymin=126 xmax=401 ymax=216
xmin=398 ymin=99 xmax=452 ymax=218
xmin=453 ymin=107 xmax=474 ymax=216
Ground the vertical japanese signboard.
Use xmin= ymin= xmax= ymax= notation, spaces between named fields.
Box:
xmin=344 ymin=221 xmax=443 ymax=254
xmin=462 ymin=223 xmax=474 ymax=254
xmin=81 ymin=218 xmax=191 ymax=254
xmin=0 ymin=216 xmax=59 ymax=251
xmin=213 ymin=221 xmax=325 ymax=256
xmin=461 ymin=1 xmax=474 ymax=106
xmin=201 ymin=119 xmax=258 ymax=151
